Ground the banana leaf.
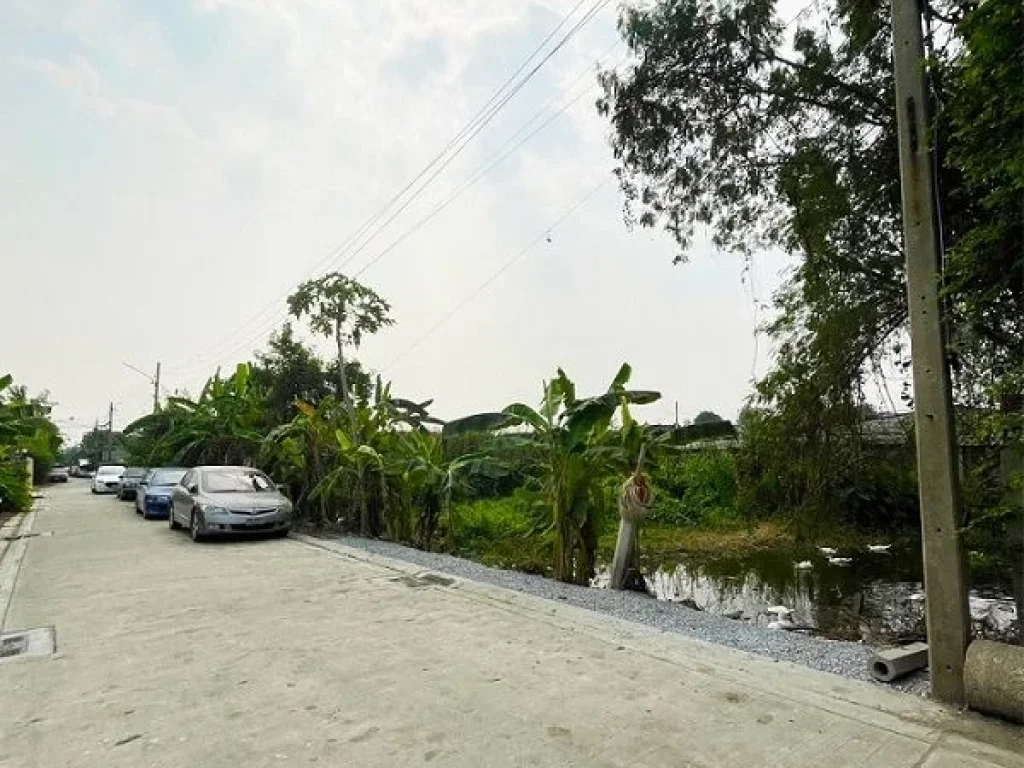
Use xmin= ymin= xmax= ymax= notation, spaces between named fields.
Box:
xmin=442 ymin=412 xmax=518 ymax=437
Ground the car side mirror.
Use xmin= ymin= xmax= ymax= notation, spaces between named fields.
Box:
xmin=188 ymin=485 xmax=199 ymax=495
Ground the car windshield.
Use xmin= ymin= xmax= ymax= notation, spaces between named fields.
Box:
xmin=124 ymin=468 xmax=146 ymax=478
xmin=150 ymin=470 xmax=186 ymax=486
xmin=97 ymin=466 xmax=124 ymax=476
xmin=203 ymin=469 xmax=275 ymax=493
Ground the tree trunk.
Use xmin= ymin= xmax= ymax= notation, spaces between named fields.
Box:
xmin=335 ymin=319 xmax=351 ymax=409
xmin=1013 ymin=562 xmax=1024 ymax=646
xmin=311 ymin=443 xmax=327 ymax=527
xmin=357 ymin=469 xmax=370 ymax=536
xmin=577 ymin=512 xmax=598 ymax=586
xmin=609 ymin=519 xmax=637 ymax=590
xmin=379 ymin=471 xmax=389 ymax=539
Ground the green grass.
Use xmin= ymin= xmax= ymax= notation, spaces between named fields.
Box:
xmin=444 ymin=491 xmax=551 ymax=574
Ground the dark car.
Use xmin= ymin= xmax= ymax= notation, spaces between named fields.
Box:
xmin=136 ymin=468 xmax=188 ymax=520
xmin=47 ymin=466 xmax=70 ymax=483
xmin=117 ymin=467 xmax=148 ymax=500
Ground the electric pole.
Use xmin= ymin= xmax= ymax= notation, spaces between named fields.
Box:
xmin=153 ymin=362 xmax=161 ymax=412
xmin=123 ymin=360 xmax=162 ymax=413
xmin=891 ymin=0 xmax=970 ymax=704
xmin=107 ymin=402 xmax=114 ymax=463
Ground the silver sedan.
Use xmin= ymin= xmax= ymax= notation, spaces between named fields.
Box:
xmin=169 ymin=466 xmax=292 ymax=542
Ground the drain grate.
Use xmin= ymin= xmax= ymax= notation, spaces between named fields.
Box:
xmin=390 ymin=573 xmax=454 ymax=589
xmin=0 ymin=627 xmax=56 ymax=664
xmin=1 ymin=531 xmax=51 ymax=542
xmin=418 ymin=573 xmax=454 ymax=587
xmin=1 ymin=633 xmax=28 ymax=658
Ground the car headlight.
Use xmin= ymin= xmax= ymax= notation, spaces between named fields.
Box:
xmin=203 ymin=506 xmax=228 ymax=516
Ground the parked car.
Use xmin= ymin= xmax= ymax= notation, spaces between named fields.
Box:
xmin=91 ymin=465 xmax=125 ymax=494
xmin=72 ymin=459 xmax=95 ymax=478
xmin=169 ymin=466 xmax=293 ymax=542
xmin=47 ymin=466 xmax=70 ymax=483
xmin=116 ymin=467 xmax=148 ymax=500
xmin=135 ymin=468 xmax=187 ymax=519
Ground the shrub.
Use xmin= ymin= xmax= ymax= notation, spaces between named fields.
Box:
xmin=445 ymin=489 xmax=551 ymax=573
xmin=649 ymin=449 xmax=740 ymax=526
xmin=0 ymin=459 xmax=31 ymax=512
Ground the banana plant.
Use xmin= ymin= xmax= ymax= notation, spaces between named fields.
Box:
xmin=262 ymin=396 xmax=346 ymax=526
xmin=398 ymin=429 xmax=505 ymax=551
xmin=444 ymin=364 xmax=659 ymax=584
xmin=311 ymin=379 xmax=407 ymax=535
xmin=124 ymin=363 xmax=266 ymax=466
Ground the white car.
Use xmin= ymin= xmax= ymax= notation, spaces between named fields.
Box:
xmin=91 ymin=465 xmax=125 ymax=494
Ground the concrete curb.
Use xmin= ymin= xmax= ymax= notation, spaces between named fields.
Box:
xmin=292 ymin=533 xmax=1024 ymax=758
xmin=0 ymin=504 xmax=38 ymax=631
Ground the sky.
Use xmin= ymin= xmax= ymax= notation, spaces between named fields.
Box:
xmin=1 ymin=0 xmax=794 ymax=446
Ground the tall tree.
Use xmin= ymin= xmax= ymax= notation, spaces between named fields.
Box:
xmin=693 ymin=411 xmax=724 ymax=425
xmin=286 ymin=273 xmax=393 ymax=409
xmin=252 ymin=323 xmax=332 ymax=424
xmin=597 ymin=0 xmax=1021 ymax=519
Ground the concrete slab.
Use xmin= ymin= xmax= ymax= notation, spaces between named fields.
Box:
xmin=0 ymin=484 xmax=1020 ymax=767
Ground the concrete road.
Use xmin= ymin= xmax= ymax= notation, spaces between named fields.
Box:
xmin=1 ymin=484 xmax=1021 ymax=768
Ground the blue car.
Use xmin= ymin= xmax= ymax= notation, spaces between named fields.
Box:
xmin=136 ymin=468 xmax=188 ymax=519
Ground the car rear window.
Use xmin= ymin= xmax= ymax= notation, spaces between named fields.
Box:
xmin=151 ymin=470 xmax=186 ymax=486
xmin=203 ymin=469 xmax=274 ymax=493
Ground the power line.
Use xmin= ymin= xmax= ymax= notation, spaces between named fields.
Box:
xmin=381 ymin=176 xmax=611 ymax=374
xmin=165 ymin=0 xmax=609 ymax=375
xmin=352 ymin=56 xmax=620 ymax=281
xmin=332 ymin=0 xmax=612 ymax=276
xmin=168 ymin=40 xmax=621 ymax=379
xmin=173 ymin=72 xmax=610 ymax=381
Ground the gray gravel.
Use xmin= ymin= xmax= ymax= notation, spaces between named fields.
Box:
xmin=326 ymin=534 xmax=931 ymax=696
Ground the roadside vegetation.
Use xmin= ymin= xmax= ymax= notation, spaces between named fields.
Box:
xmin=0 ymin=374 xmax=62 ymax=512
xmin=53 ymin=0 xmax=1017 ymax=619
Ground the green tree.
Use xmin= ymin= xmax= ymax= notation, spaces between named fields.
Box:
xmin=398 ymin=430 xmax=499 ymax=552
xmin=445 ymin=364 xmax=659 ymax=584
xmin=263 ymin=396 xmax=345 ymax=527
xmin=597 ymin=0 xmax=1021 ymax=524
xmin=944 ymin=0 xmax=1023 ymax=404
xmin=124 ymin=364 xmax=266 ymax=466
xmin=251 ymin=323 xmax=332 ymax=424
xmin=0 ymin=374 xmax=62 ymax=508
xmin=287 ymin=273 xmax=393 ymax=409
xmin=693 ymin=411 xmax=724 ymax=425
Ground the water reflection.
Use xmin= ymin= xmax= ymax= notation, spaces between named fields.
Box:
xmin=594 ymin=546 xmax=1018 ymax=645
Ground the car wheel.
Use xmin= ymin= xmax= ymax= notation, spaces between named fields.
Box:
xmin=90 ymin=487 xmax=97 ymax=494
xmin=190 ymin=511 xmax=204 ymax=542
xmin=168 ymin=508 xmax=181 ymax=530
xmin=275 ymin=528 xmax=290 ymax=538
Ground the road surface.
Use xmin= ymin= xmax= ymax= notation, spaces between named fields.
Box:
xmin=1 ymin=484 xmax=1021 ymax=767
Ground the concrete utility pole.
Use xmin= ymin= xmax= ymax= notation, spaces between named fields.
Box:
xmin=107 ymin=402 xmax=114 ymax=463
xmin=123 ymin=360 xmax=162 ymax=413
xmin=891 ymin=0 xmax=970 ymax=704
xmin=153 ymin=362 xmax=161 ymax=412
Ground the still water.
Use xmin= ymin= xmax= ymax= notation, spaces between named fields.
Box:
xmin=595 ymin=543 xmax=1018 ymax=645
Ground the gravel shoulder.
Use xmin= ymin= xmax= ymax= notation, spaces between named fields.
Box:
xmin=325 ymin=533 xmax=931 ymax=696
